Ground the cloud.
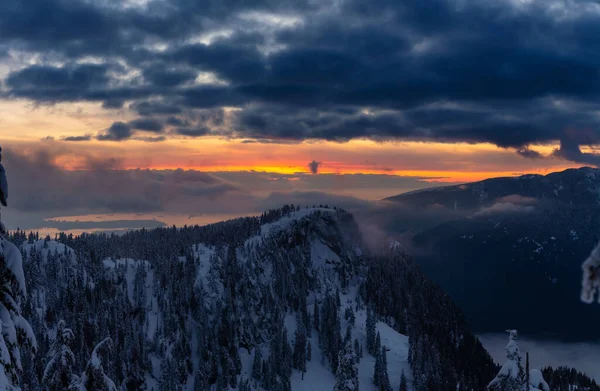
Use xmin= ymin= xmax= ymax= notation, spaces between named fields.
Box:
xmin=517 ymin=148 xmax=544 ymax=159
xmin=62 ymin=134 xmax=92 ymax=142
xmin=132 ymin=136 xmax=167 ymax=143
xmin=2 ymin=147 xmax=252 ymax=216
xmin=474 ymin=202 xmax=536 ymax=216
xmin=5 ymin=0 xmax=600 ymax=161
xmin=495 ymin=195 xmax=537 ymax=205
xmin=142 ymin=65 xmax=197 ymax=87
xmin=97 ymin=122 xmax=132 ymax=141
xmin=128 ymin=118 xmax=164 ymax=133
xmin=130 ymin=101 xmax=182 ymax=116
xmin=554 ymin=138 xmax=600 ymax=166
xmin=308 ymin=160 xmax=320 ymax=174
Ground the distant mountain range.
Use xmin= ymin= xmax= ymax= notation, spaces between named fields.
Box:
xmin=386 ymin=167 xmax=600 ymax=209
xmin=386 ymin=167 xmax=600 ymax=339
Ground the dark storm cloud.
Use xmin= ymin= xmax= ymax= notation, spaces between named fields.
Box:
xmin=166 ymin=43 xmax=267 ymax=83
xmin=130 ymin=101 xmax=182 ymax=116
xmin=142 ymin=65 xmax=197 ymax=87
xmin=97 ymin=122 xmax=132 ymax=141
xmin=102 ymin=98 xmax=125 ymax=109
xmin=6 ymin=0 xmax=600 ymax=163
xmin=516 ymin=148 xmax=544 ymax=160
xmin=5 ymin=63 xmax=112 ymax=102
xmin=62 ymin=134 xmax=92 ymax=142
xmin=128 ymin=118 xmax=164 ymax=133
xmin=554 ymin=139 xmax=600 ymax=166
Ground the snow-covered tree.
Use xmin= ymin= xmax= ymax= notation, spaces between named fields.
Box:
xmin=581 ymin=241 xmax=600 ymax=304
xmin=42 ymin=320 xmax=78 ymax=390
xmin=488 ymin=330 xmax=526 ymax=391
xmin=0 ymin=239 xmax=37 ymax=390
xmin=78 ymin=338 xmax=117 ymax=391
xmin=333 ymin=342 xmax=358 ymax=391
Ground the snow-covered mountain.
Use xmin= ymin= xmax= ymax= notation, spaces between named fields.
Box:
xmin=386 ymin=166 xmax=600 ymax=210
xmin=7 ymin=206 xmax=499 ymax=390
xmin=382 ymin=169 xmax=600 ymax=338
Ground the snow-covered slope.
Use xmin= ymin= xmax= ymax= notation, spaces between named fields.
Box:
xmin=14 ymin=206 xmax=500 ymax=390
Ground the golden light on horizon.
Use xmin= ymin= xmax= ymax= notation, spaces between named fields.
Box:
xmin=0 ymin=99 xmax=586 ymax=184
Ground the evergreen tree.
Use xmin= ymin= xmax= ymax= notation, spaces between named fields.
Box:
xmin=353 ymin=339 xmax=361 ymax=364
xmin=78 ymin=338 xmax=117 ymax=391
xmin=313 ymin=300 xmax=320 ymax=332
xmin=366 ymin=308 xmax=376 ymax=355
xmin=380 ymin=346 xmax=392 ymax=391
xmin=526 ymin=352 xmax=530 ymax=390
xmin=252 ymin=347 xmax=262 ymax=382
xmin=374 ymin=343 xmax=382 ymax=387
xmin=399 ymin=370 xmax=408 ymax=391
xmin=42 ymin=320 xmax=78 ymax=390
xmin=488 ymin=330 xmax=526 ymax=391
xmin=344 ymin=306 xmax=355 ymax=328
xmin=0 ymin=239 xmax=37 ymax=389
xmin=333 ymin=342 xmax=359 ymax=391
xmin=293 ymin=314 xmax=307 ymax=376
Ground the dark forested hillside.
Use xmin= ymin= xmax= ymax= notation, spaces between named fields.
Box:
xmin=542 ymin=366 xmax=600 ymax=391
xmin=5 ymin=206 xmax=499 ymax=390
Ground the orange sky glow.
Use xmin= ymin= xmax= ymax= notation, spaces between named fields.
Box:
xmin=0 ymin=100 xmax=584 ymax=184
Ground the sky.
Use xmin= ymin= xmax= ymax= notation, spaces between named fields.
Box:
xmin=3 ymin=0 xmax=600 ymax=227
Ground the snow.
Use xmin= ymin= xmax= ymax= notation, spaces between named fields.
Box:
xmin=0 ymin=238 xmax=37 ymax=390
xmin=259 ymin=208 xmax=335 ymax=238
xmin=581 ymin=240 xmax=600 ymax=304
xmin=21 ymin=240 xmax=77 ymax=265
xmin=245 ymin=208 xmax=336 ymax=247
xmin=2 ymin=239 xmax=27 ymax=296
xmin=191 ymin=244 xmax=216 ymax=290
xmin=310 ymin=238 xmax=341 ymax=270
xmin=103 ymin=258 xmax=150 ymax=304
xmin=283 ymin=284 xmax=413 ymax=391
xmin=530 ymin=369 xmax=550 ymax=391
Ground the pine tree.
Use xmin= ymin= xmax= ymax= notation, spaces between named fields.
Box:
xmin=380 ymin=345 xmax=392 ymax=391
xmin=306 ymin=341 xmax=312 ymax=362
xmin=42 ymin=320 xmax=78 ymax=390
xmin=344 ymin=306 xmax=355 ymax=328
xmin=0 ymin=239 xmax=37 ymax=389
xmin=293 ymin=315 xmax=307 ymax=376
xmin=78 ymin=338 xmax=118 ymax=391
xmin=252 ymin=347 xmax=263 ymax=382
xmin=313 ymin=300 xmax=320 ymax=332
xmin=488 ymin=330 xmax=526 ymax=391
xmin=366 ymin=307 xmax=376 ymax=355
xmin=399 ymin=369 xmax=408 ymax=391
xmin=333 ymin=342 xmax=359 ymax=391
xmin=374 ymin=344 xmax=382 ymax=387
xmin=353 ymin=339 xmax=361 ymax=364
xmin=526 ymin=352 xmax=530 ymax=390
xmin=344 ymin=325 xmax=352 ymax=345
